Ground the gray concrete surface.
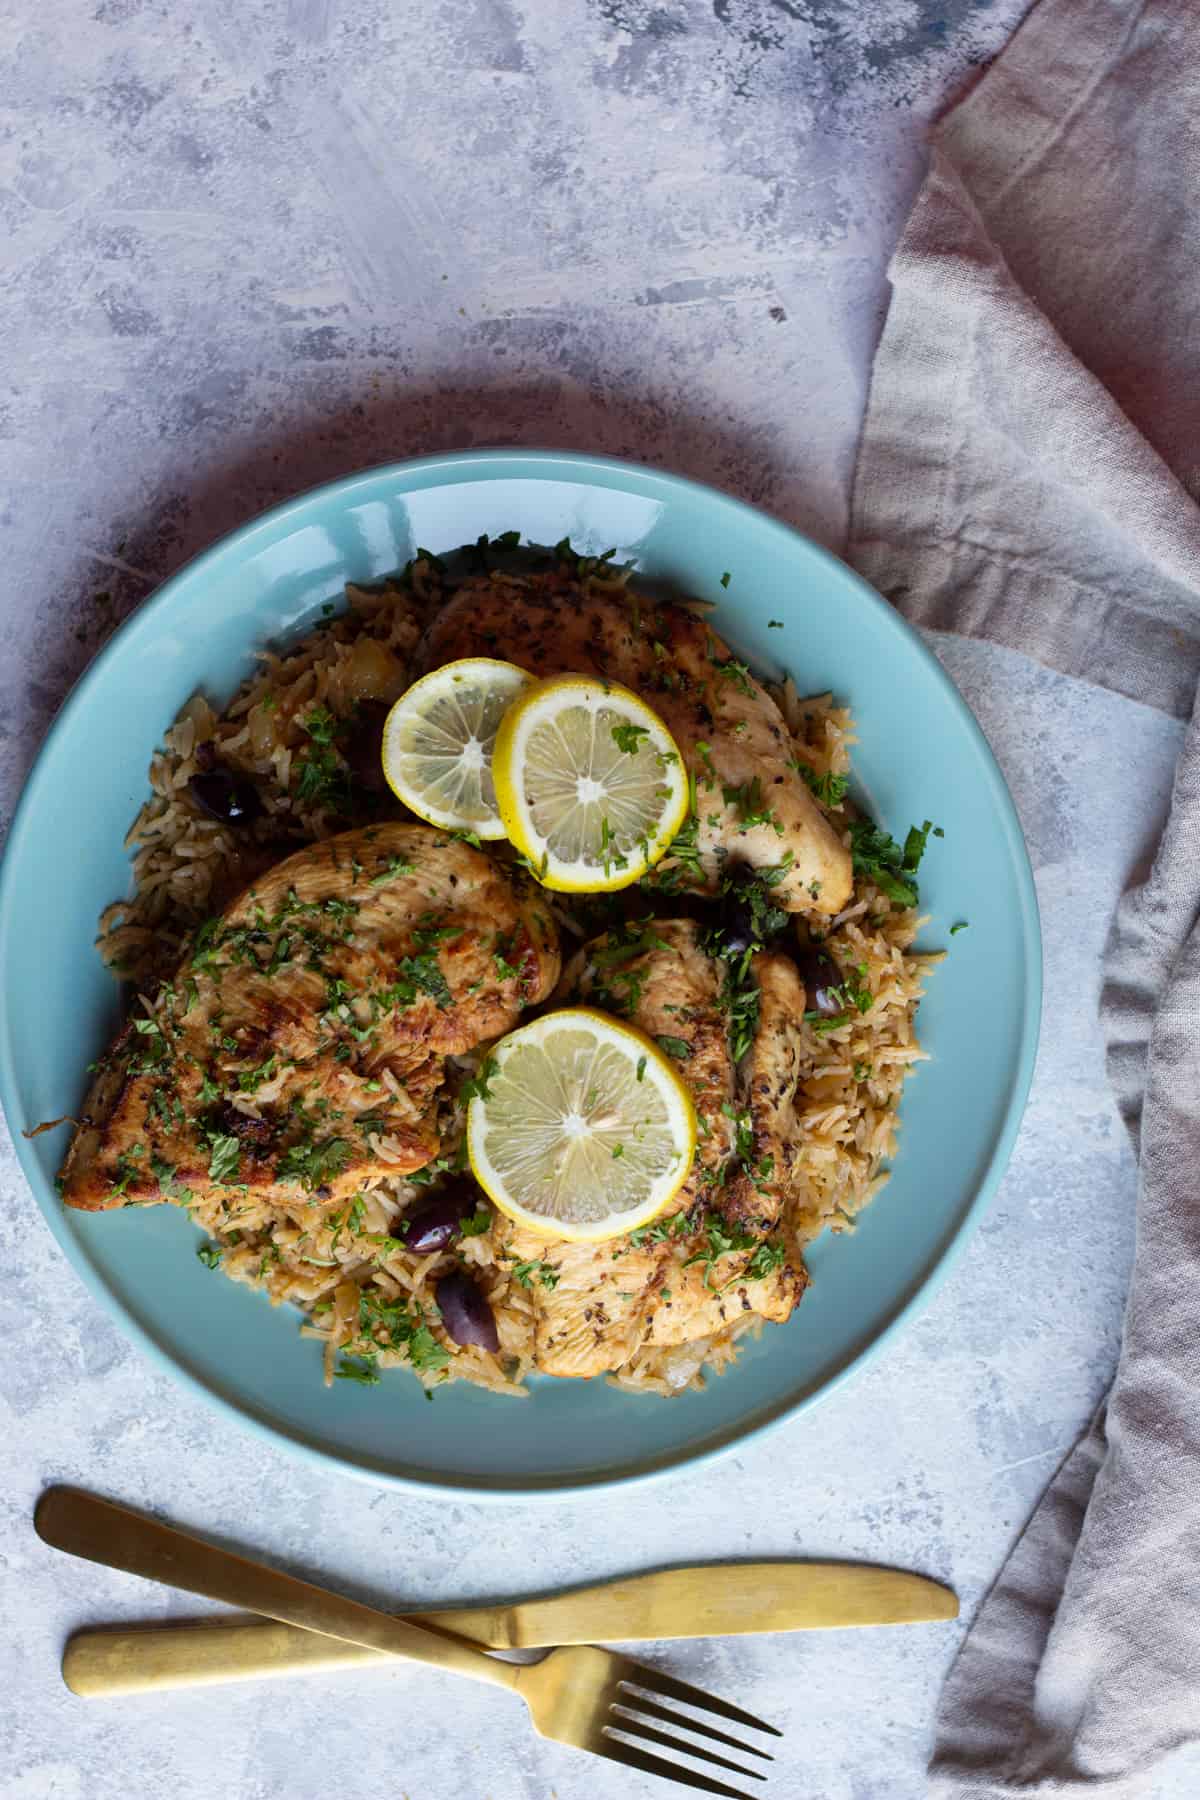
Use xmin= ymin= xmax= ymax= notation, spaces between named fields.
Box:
xmin=2 ymin=4 xmax=1184 ymax=1797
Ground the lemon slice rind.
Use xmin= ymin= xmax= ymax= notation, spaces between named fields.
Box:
xmin=466 ymin=1007 xmax=697 ymax=1243
xmin=491 ymin=675 xmax=689 ymax=892
xmin=381 ymin=658 xmax=532 ymax=838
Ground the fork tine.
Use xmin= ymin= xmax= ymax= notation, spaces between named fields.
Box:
xmin=607 ymin=1716 xmax=768 ymax=1782
xmin=617 ymin=1661 xmax=782 ymax=1737
xmin=614 ymin=1695 xmax=774 ymax=1760
xmin=595 ymin=1732 xmax=763 ymax=1799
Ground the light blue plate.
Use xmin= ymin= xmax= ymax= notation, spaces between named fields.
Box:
xmin=0 ymin=452 xmax=1040 ymax=1498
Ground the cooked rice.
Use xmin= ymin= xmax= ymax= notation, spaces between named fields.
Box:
xmin=95 ymin=559 xmax=932 ymax=1400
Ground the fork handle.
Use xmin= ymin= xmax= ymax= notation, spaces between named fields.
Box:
xmin=37 ymin=1487 xmax=518 ymax=1696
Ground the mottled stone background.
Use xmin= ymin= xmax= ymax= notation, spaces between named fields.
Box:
xmin=1 ymin=4 xmax=1186 ymax=1798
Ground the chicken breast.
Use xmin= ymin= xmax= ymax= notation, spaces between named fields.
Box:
xmin=61 ymin=825 xmax=560 ymax=1213
xmin=422 ymin=572 xmax=853 ymax=915
xmin=557 ymin=917 xmax=736 ymax=1204
xmin=723 ymin=950 xmax=808 ymax=1233
xmin=509 ymin=917 xmax=809 ymax=1378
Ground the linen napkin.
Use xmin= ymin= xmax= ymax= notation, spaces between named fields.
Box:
xmin=847 ymin=0 xmax=1200 ymax=1790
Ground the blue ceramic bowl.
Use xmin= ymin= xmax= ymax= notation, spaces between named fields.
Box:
xmin=0 ymin=452 xmax=1040 ymax=1497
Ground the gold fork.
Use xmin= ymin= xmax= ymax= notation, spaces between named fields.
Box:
xmin=36 ymin=1488 xmax=780 ymax=1799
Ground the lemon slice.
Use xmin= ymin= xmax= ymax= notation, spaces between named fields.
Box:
xmin=381 ymin=658 xmax=532 ymax=838
xmin=466 ymin=1008 xmax=696 ymax=1242
xmin=492 ymin=676 xmax=689 ymax=892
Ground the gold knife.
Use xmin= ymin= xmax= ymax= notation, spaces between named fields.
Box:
xmin=63 ymin=1562 xmax=957 ymax=1697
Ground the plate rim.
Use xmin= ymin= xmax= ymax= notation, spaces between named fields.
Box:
xmin=0 ymin=448 xmax=1042 ymax=1500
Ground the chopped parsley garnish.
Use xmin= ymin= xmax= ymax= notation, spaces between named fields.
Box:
xmin=722 ymin=957 xmax=760 ymax=1065
xmin=722 ymin=776 xmax=783 ymax=834
xmin=708 ymin=646 xmax=754 ymax=695
xmin=950 ymin=920 xmax=969 ymax=935
xmin=301 ymin=705 xmax=338 ymax=745
xmin=598 ymin=815 xmax=629 ymax=880
xmin=629 ymin=1212 xmax=691 ymax=1248
xmin=642 ymin=773 xmax=702 ymax=896
xmin=152 ymin=1157 xmax=194 ymax=1205
xmin=683 ymin=1213 xmax=759 ymax=1286
xmin=905 ymin=819 xmax=943 ymax=866
xmin=106 ymin=1144 xmax=145 ymax=1202
xmin=744 ymin=1240 xmax=787 ymax=1281
xmin=493 ymin=949 xmax=522 ymax=982
xmin=294 ymin=716 xmax=352 ymax=814
xmin=592 ymin=922 xmax=671 ymax=968
xmin=694 ymin=740 xmax=717 ymax=783
xmin=767 ymin=619 xmax=783 ymax=629
xmin=329 ymin=1194 xmax=367 ymax=1253
xmin=492 ymin=928 xmax=524 ymax=986
xmin=721 ymin=1101 xmax=755 ymax=1163
xmin=798 ymin=765 xmax=849 ymax=809
xmin=369 ymin=855 xmax=415 ymax=887
xmin=196 ymin=1244 xmax=223 ymax=1270
xmin=408 ymin=1325 xmax=451 ymax=1374
xmin=656 ymin=1035 xmax=691 ymax=1060
xmin=277 ymin=1135 xmax=351 ymax=1191
xmin=377 ymin=953 xmax=452 ymax=1011
xmin=720 ymin=571 xmax=731 ymax=589
xmin=407 ymin=1145 xmax=469 ymax=1188
xmin=353 ymin=1290 xmax=449 ymax=1375
xmin=128 ymin=1014 xmax=170 ymax=1074
xmin=335 ymin=1357 xmax=381 ymax=1386
xmin=468 ymin=529 xmax=522 ymax=570
xmin=236 ymin=1055 xmax=277 ymax=1093
xmin=459 ymin=1058 xmax=498 ymax=1103
xmin=369 ymin=1235 xmax=408 ymax=1263
xmin=512 ymin=1258 xmax=560 ymax=1290
xmin=459 ymin=1207 xmax=492 ymax=1237
xmin=848 ymin=815 xmax=940 ymax=909
xmin=635 ymin=1055 xmax=647 ymax=1083
xmin=587 ymin=921 xmax=670 ymax=1016
xmin=206 ymin=1134 xmax=241 ymax=1185
xmin=803 ymin=961 xmax=874 ymax=1032
xmin=611 ymin=722 xmax=650 ymax=755
xmin=553 ymin=537 xmax=619 ymax=579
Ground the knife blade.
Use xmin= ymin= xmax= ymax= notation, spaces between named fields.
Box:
xmin=62 ymin=1563 xmax=957 ymax=1697
xmin=428 ymin=1561 xmax=959 ymax=1648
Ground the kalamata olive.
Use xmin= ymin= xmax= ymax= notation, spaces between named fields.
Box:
xmin=794 ymin=947 xmax=842 ymax=1016
xmin=189 ymin=767 xmax=263 ymax=824
xmin=719 ymin=902 xmax=756 ymax=958
xmin=403 ymin=1187 xmax=477 ymax=1255
xmin=216 ymin=1104 xmax=274 ymax=1150
xmin=342 ymin=701 xmax=391 ymax=794
xmin=718 ymin=866 xmax=785 ymax=955
xmin=435 ymin=1270 xmax=499 ymax=1352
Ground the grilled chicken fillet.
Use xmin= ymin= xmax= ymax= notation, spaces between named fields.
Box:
xmin=499 ymin=918 xmax=809 ymax=1378
xmin=422 ymin=572 xmax=852 ymax=915
xmin=60 ymin=826 xmax=560 ymax=1213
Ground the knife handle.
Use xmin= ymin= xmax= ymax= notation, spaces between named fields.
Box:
xmin=37 ymin=1488 xmax=516 ymax=1699
xmin=64 ymin=1617 xmax=397 ymax=1697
